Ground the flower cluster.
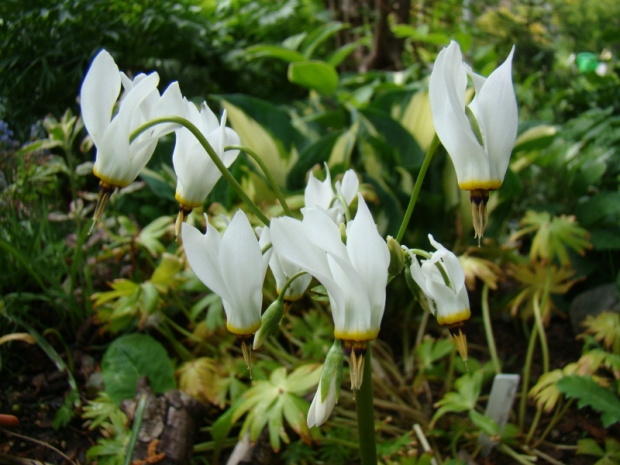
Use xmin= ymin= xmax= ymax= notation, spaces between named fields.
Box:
xmin=80 ymin=39 xmax=516 ymax=430
xmin=80 ymin=49 xmax=240 ymax=232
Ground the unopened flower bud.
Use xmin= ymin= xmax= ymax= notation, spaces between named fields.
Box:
xmin=387 ymin=236 xmax=405 ymax=276
xmin=253 ymin=297 xmax=285 ymax=350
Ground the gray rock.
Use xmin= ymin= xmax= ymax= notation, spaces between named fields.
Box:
xmin=568 ymin=283 xmax=620 ymax=334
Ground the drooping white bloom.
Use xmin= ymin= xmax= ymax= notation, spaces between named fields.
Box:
xmin=270 ymin=194 xmax=389 ymax=341
xmin=407 ymin=235 xmax=471 ymax=326
xmin=429 ymin=40 xmax=518 ymax=192
xmin=181 ymin=210 xmax=269 ymax=335
xmin=258 ymin=227 xmax=312 ymax=301
xmin=303 ymin=164 xmax=359 ymax=224
xmin=80 ymin=49 xmax=185 ymax=188
xmin=172 ymin=102 xmax=240 ymax=209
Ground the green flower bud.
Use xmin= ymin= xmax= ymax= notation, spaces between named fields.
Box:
xmin=320 ymin=340 xmax=344 ymax=402
xmin=253 ymin=297 xmax=285 ymax=350
xmin=387 ymin=236 xmax=405 ymax=276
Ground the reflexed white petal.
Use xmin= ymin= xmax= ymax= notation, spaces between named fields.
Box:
xmin=470 ymin=46 xmax=518 ymax=182
xmin=151 ymin=81 xmax=186 ymax=137
xmin=304 ymin=168 xmax=334 ymax=211
xmin=345 ymin=196 xmax=389 ymax=324
xmin=80 ymin=50 xmax=121 ymax=145
xmin=336 ymin=169 xmax=359 ymax=205
xmin=218 ymin=211 xmax=264 ymax=329
xmin=181 ymin=220 xmax=229 ymax=301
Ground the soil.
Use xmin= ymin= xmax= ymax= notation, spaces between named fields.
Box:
xmin=0 ymin=313 xmax=616 ymax=464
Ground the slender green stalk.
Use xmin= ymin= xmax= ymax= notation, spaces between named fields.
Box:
xmin=130 ymin=117 xmax=270 ymax=226
xmin=496 ymin=444 xmax=537 ymax=465
xmin=519 ymin=323 xmax=538 ymax=432
xmin=356 ymin=344 xmax=377 ymax=465
xmin=481 ymin=284 xmax=501 ymax=374
xmin=124 ymin=395 xmax=148 ymax=465
xmin=532 ymin=398 xmax=575 ymax=449
xmin=532 ymin=290 xmax=549 ymax=374
xmin=227 ymin=144 xmax=294 ymax=217
xmin=395 ymin=135 xmax=440 ymax=242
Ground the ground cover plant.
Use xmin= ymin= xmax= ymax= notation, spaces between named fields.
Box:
xmin=1 ymin=1 xmax=620 ymax=464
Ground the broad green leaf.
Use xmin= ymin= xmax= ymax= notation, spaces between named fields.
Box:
xmin=391 ymin=25 xmax=449 ymax=45
xmin=327 ymin=42 xmax=359 ymax=67
xmin=557 ymin=375 xmax=620 ymax=427
xmin=513 ymin=124 xmax=557 ymax=153
xmin=399 ymin=89 xmax=436 ymax=152
xmin=288 ymin=61 xmax=339 ymax=96
xmin=150 ymin=253 xmax=184 ymax=286
xmin=300 ymin=21 xmax=348 ymax=59
xmin=576 ymin=193 xmax=620 ymax=227
xmin=468 ymin=410 xmax=500 ymax=436
xmin=101 ymin=334 xmax=176 ymax=404
xmin=245 ymin=44 xmax=306 ymax=63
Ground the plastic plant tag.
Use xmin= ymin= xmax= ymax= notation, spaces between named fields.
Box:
xmin=478 ymin=373 xmax=520 ymax=456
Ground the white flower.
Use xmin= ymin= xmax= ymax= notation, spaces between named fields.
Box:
xmin=407 ymin=235 xmax=470 ymax=326
xmin=181 ymin=210 xmax=269 ymax=335
xmin=172 ymin=103 xmax=240 ymax=209
xmin=81 ymin=49 xmax=185 ymax=188
xmin=270 ymin=194 xmax=389 ymax=341
xmin=429 ymin=40 xmax=518 ymax=192
xmin=302 ymin=164 xmax=359 ymax=224
xmin=258 ymin=227 xmax=312 ymax=301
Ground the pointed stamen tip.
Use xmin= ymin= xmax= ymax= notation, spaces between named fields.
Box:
xmin=343 ymin=341 xmax=367 ymax=391
xmin=90 ymin=181 xmax=116 ymax=234
xmin=449 ymin=324 xmax=469 ymax=366
xmin=175 ymin=206 xmax=192 ymax=244
xmin=470 ymin=190 xmax=489 ymax=244
xmin=238 ymin=336 xmax=254 ymax=377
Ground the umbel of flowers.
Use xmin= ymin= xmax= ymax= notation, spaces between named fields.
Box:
xmin=79 ymin=40 xmax=516 ymax=441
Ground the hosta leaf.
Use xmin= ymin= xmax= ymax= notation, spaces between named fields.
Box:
xmin=557 ymin=375 xmax=620 ymax=427
xmin=288 ymin=61 xmax=339 ymax=96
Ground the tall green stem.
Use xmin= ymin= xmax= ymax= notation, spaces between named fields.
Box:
xmin=519 ymin=323 xmax=538 ymax=432
xmin=481 ymin=284 xmax=501 ymax=374
xmin=395 ymin=135 xmax=440 ymax=242
xmin=130 ymin=117 xmax=270 ymax=226
xmin=227 ymin=144 xmax=294 ymax=217
xmin=356 ymin=344 xmax=377 ymax=465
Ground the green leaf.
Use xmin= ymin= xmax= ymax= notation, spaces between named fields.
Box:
xmin=245 ymin=44 xmax=306 ymax=63
xmin=327 ymin=42 xmax=359 ymax=67
xmin=218 ymin=94 xmax=306 ymax=186
xmin=101 ymin=334 xmax=177 ymax=404
xmin=468 ymin=410 xmax=500 ymax=436
xmin=288 ymin=61 xmax=339 ymax=96
xmin=300 ymin=21 xmax=348 ymax=59
xmin=557 ymin=375 xmax=620 ymax=427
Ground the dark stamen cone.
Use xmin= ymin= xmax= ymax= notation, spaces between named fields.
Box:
xmin=470 ymin=190 xmax=489 ymax=246
xmin=174 ymin=205 xmax=193 ymax=244
xmin=449 ymin=323 xmax=469 ymax=370
xmin=89 ymin=181 xmax=115 ymax=234
xmin=344 ymin=341 xmax=367 ymax=390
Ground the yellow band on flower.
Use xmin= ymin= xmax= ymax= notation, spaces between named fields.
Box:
xmin=436 ymin=309 xmax=471 ymax=326
xmin=175 ymin=193 xmax=203 ymax=209
xmin=226 ymin=321 xmax=262 ymax=336
xmin=458 ymin=180 xmax=502 ymax=191
xmin=334 ymin=329 xmax=380 ymax=342
xmin=93 ymin=168 xmax=132 ymax=188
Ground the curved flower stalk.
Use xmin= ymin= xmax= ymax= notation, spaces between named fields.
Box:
xmin=172 ymin=102 xmax=241 ymax=238
xmin=303 ymin=164 xmax=359 ymax=224
xmin=81 ymin=49 xmax=185 ymax=230
xmin=307 ymin=340 xmax=344 ymax=427
xmin=181 ymin=210 xmax=270 ymax=370
xmin=270 ymin=194 xmax=390 ymax=389
xmin=406 ymin=234 xmax=471 ymax=363
xmin=429 ymin=40 xmax=518 ymax=242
